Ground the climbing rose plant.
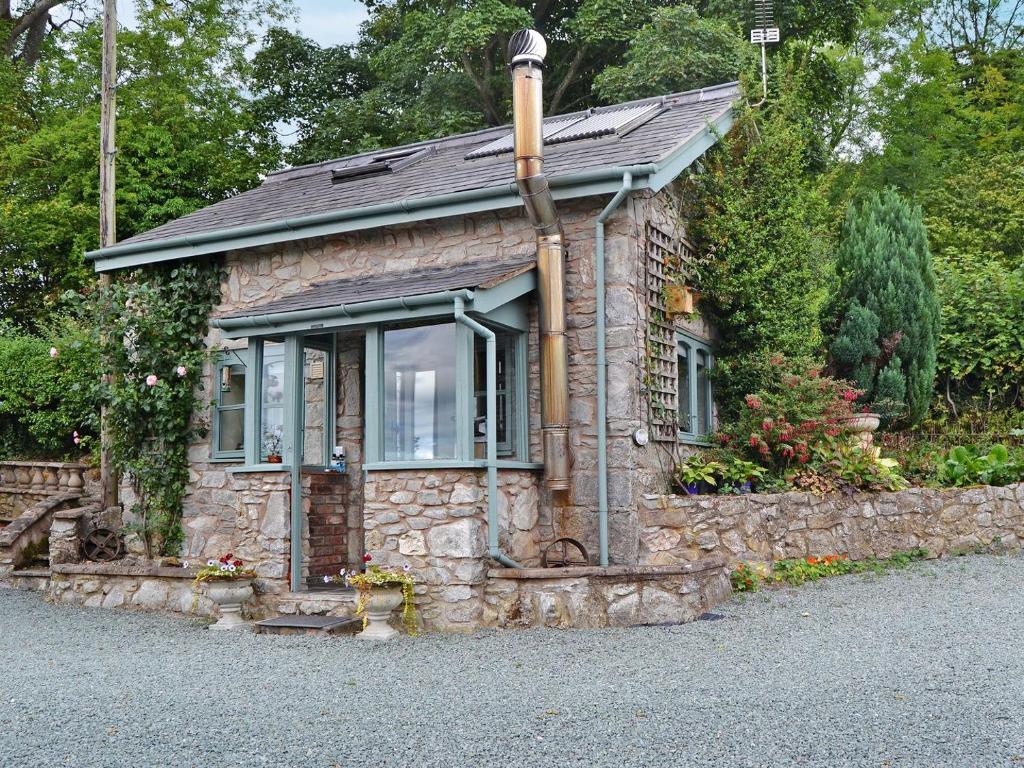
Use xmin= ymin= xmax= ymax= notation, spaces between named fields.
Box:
xmin=88 ymin=260 xmax=221 ymax=556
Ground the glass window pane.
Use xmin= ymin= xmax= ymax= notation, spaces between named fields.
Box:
xmin=217 ymin=409 xmax=245 ymax=453
xmin=384 ymin=324 xmax=457 ymax=461
xmin=474 ymin=333 xmax=515 ymax=456
xmin=219 ymin=363 xmax=246 ymax=406
xmin=696 ymin=349 xmax=710 ymax=435
xmin=261 ymin=342 xmax=286 ymax=461
xmin=677 ymin=346 xmax=691 ymax=433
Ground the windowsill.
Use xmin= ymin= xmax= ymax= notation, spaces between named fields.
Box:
xmin=227 ymin=464 xmax=293 ymax=474
xmin=677 ymin=434 xmax=712 ymax=447
xmin=209 ymin=455 xmax=246 ymax=464
xmin=363 ymin=460 xmax=544 ymax=472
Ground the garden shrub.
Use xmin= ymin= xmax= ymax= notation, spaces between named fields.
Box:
xmin=935 ymin=444 xmax=1024 ymax=488
xmin=830 ymin=189 xmax=941 ymax=424
xmin=0 ymin=319 xmax=100 ymax=459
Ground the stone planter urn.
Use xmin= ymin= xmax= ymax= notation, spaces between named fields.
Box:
xmin=357 ymin=586 xmax=404 ymax=641
xmin=841 ymin=412 xmax=881 ymax=450
xmin=206 ymin=579 xmax=254 ymax=631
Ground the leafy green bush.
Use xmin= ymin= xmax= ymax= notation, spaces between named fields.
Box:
xmin=936 ymin=445 xmax=1023 ymax=487
xmin=0 ymin=319 xmax=100 ymax=459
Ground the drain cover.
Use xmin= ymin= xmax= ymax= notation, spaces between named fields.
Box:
xmin=697 ymin=612 xmax=727 ymax=621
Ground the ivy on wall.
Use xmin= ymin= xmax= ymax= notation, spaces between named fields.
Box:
xmin=89 ymin=260 xmax=221 ymax=556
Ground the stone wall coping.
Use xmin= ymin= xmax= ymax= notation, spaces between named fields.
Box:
xmin=53 ymin=504 xmax=99 ymax=520
xmin=226 ymin=464 xmax=292 ymax=474
xmin=0 ymin=460 xmax=89 ymax=469
xmin=488 ymin=557 xmax=728 ymax=581
xmin=52 ymin=562 xmax=196 ymax=579
xmin=0 ymin=487 xmax=65 ymax=496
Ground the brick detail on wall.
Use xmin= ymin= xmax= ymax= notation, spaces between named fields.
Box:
xmin=305 ymin=471 xmax=351 ymax=579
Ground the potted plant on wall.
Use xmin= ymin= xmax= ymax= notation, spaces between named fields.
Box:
xmin=672 ymin=455 xmax=724 ymax=495
xmin=326 ymin=553 xmax=417 ymax=640
xmin=263 ymin=427 xmax=283 ymax=464
xmin=192 ymin=554 xmax=257 ymax=630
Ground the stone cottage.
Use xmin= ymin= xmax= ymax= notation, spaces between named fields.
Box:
xmin=79 ymin=31 xmax=737 ymax=630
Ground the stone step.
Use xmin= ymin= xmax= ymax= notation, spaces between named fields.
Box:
xmin=254 ymin=615 xmax=362 ymax=636
xmin=265 ymin=589 xmax=357 ymax=618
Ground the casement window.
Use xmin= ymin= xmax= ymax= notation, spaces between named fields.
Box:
xmin=365 ymin=318 xmax=529 ymax=467
xmin=212 ymin=350 xmax=247 ymax=460
xmin=677 ymin=332 xmax=714 ymax=443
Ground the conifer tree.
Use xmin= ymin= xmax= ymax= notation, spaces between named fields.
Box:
xmin=830 ymin=189 xmax=940 ymax=424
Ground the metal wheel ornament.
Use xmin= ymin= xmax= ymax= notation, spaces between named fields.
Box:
xmin=541 ymin=537 xmax=590 ymax=568
xmin=81 ymin=528 xmax=123 ymax=562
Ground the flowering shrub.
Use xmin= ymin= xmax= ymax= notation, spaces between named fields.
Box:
xmin=192 ymin=553 xmax=257 ymax=586
xmin=325 ymin=554 xmax=417 ymax=635
xmin=716 ymin=359 xmax=861 ymax=474
xmin=730 ymin=548 xmax=929 ymax=592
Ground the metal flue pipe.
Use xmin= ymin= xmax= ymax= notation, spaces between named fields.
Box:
xmin=508 ymin=29 xmax=571 ymax=492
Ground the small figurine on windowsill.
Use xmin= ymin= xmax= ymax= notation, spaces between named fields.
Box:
xmin=331 ymin=445 xmax=347 ymax=474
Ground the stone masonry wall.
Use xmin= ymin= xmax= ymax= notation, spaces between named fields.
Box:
xmin=362 ymin=468 xmax=548 ymax=631
xmin=639 ymin=483 xmax=1024 ymax=567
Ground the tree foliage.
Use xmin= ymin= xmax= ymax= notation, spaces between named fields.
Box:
xmin=830 ymin=189 xmax=940 ymax=424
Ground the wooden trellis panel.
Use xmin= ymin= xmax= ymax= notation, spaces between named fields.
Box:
xmin=644 ymin=225 xmax=680 ymax=442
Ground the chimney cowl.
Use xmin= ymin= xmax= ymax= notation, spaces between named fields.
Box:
xmin=508 ymin=29 xmax=546 ymax=66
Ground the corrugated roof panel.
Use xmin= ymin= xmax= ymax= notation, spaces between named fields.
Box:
xmin=546 ymin=103 xmax=664 ymax=145
xmin=464 ymin=116 xmax=584 ymax=160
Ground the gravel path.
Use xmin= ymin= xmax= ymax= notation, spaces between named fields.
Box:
xmin=2 ymin=555 xmax=1022 ymax=768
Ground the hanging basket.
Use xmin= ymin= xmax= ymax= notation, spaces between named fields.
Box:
xmin=664 ymin=284 xmax=697 ymax=316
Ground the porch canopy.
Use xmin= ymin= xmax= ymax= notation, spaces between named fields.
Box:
xmin=212 ymin=257 xmax=536 ymax=339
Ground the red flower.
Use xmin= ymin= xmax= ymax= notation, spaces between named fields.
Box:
xmin=842 ymin=389 xmax=858 ymax=402
xmin=761 ymin=418 xmax=774 ymax=432
xmin=749 ymin=434 xmax=760 ymax=447
xmin=362 ymin=553 xmax=373 ymax=563
xmin=781 ymin=445 xmax=795 ymax=459
xmin=232 ymin=559 xmax=242 ymax=568
xmin=744 ymin=395 xmax=762 ymax=410
xmin=758 ymin=445 xmax=770 ymax=456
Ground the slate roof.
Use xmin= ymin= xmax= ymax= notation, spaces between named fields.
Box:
xmin=115 ymin=82 xmax=739 ymax=250
xmin=220 ymin=258 xmax=536 ymax=320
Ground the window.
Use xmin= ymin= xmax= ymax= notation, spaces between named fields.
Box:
xmin=260 ymin=341 xmax=287 ymax=461
xmin=473 ymin=332 xmax=517 ymax=457
xmin=677 ymin=333 xmax=714 ymax=442
xmin=383 ymin=323 xmax=458 ymax=461
xmin=213 ymin=351 xmax=247 ymax=460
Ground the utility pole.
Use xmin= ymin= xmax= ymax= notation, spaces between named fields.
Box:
xmin=99 ymin=0 xmax=118 ymax=510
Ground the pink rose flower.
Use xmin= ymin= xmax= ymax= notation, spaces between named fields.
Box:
xmin=49 ymin=347 xmax=59 ymax=358
xmin=145 ymin=374 xmax=158 ymax=387
xmin=176 ymin=365 xmax=187 ymax=377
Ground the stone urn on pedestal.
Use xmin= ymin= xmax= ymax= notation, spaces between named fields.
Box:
xmin=841 ymin=412 xmax=881 ymax=450
xmin=359 ymin=586 xmax=405 ymax=641
xmin=206 ymin=579 xmax=254 ymax=630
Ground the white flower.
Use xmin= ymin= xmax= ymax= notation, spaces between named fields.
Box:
xmin=323 ymin=575 xmax=331 ymax=583
xmin=220 ymin=564 xmax=230 ymax=571
xmin=49 ymin=347 xmax=59 ymax=358
xmin=227 ymin=564 xmax=237 ymax=572
xmin=181 ymin=561 xmax=189 ymax=569
xmin=402 ymin=564 xmax=411 ymax=572
xmin=207 ymin=559 xmax=217 ymax=566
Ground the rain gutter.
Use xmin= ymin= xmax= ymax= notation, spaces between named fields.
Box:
xmin=452 ymin=296 xmax=522 ymax=569
xmin=595 ymin=172 xmax=632 ymax=568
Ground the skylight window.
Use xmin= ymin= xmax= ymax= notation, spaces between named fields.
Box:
xmin=332 ymin=147 xmax=433 ymax=184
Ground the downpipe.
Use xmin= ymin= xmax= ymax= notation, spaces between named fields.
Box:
xmin=595 ymin=172 xmax=633 ymax=568
xmin=453 ymin=297 xmax=523 ymax=569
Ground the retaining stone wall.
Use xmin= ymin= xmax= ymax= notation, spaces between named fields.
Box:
xmin=639 ymin=483 xmax=1024 ymax=567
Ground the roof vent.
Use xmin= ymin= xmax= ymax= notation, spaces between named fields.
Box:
xmin=332 ymin=146 xmax=433 ymax=183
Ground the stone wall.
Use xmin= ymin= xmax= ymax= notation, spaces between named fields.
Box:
xmin=179 ymin=470 xmax=291 ymax=584
xmin=484 ymin=559 xmax=730 ymax=629
xmin=47 ymin=563 xmax=218 ymax=616
xmin=362 ymin=468 xmax=549 ymax=631
xmin=639 ymin=483 xmax=1024 ymax=567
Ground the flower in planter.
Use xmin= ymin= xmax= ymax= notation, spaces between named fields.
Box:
xmin=192 ymin=553 xmax=256 ymax=586
xmin=325 ymin=563 xmax=418 ymax=635
xmin=362 ymin=552 xmax=373 ymax=563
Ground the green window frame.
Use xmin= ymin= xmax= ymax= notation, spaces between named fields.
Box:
xmin=212 ymin=350 xmax=248 ymax=461
xmin=365 ymin=318 xmax=529 ymax=466
xmin=677 ymin=332 xmax=714 ymax=444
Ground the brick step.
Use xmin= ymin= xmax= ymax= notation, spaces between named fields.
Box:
xmin=254 ymin=615 xmax=362 ymax=636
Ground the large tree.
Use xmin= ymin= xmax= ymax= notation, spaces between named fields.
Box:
xmin=0 ymin=0 xmax=285 ymax=327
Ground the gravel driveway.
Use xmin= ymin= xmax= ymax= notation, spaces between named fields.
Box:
xmin=2 ymin=554 xmax=1022 ymax=768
